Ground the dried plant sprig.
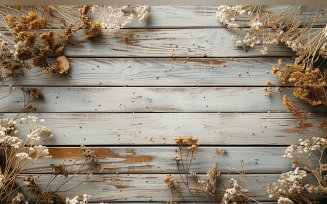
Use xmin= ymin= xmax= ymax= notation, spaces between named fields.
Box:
xmin=37 ymin=190 xmax=65 ymax=204
xmin=189 ymin=163 xmax=220 ymax=198
xmin=217 ymin=6 xmax=327 ymax=65
xmin=168 ymin=136 xmax=262 ymax=204
xmin=65 ymin=194 xmax=91 ymax=204
xmin=267 ymin=168 xmax=310 ymax=204
xmin=0 ymin=116 xmax=52 ymax=203
xmin=0 ymin=5 xmax=105 ymax=84
xmin=36 ymin=145 xmax=102 ymax=204
xmin=282 ymin=95 xmax=312 ymax=133
xmin=11 ymin=88 xmax=43 ymax=121
xmin=221 ymin=178 xmax=250 ymax=204
xmin=268 ymin=137 xmax=327 ymax=203
xmin=217 ymin=6 xmax=327 ymax=119
xmin=164 ymin=177 xmax=184 ymax=202
xmin=91 ymin=5 xmax=149 ymax=33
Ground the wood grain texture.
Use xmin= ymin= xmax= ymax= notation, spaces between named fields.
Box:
xmin=70 ymin=203 xmax=324 ymax=204
xmin=4 ymin=57 xmax=313 ymax=87
xmin=3 ymin=113 xmax=325 ymax=146
xmin=17 ymin=146 xmax=326 ymax=174
xmin=70 ymin=200 xmax=324 ymax=204
xmin=1 ymin=6 xmax=325 ymax=29
xmin=1 ymin=87 xmax=326 ymax=113
xmin=3 ymin=28 xmax=307 ymax=58
xmin=86 ymin=5 xmax=327 ymax=28
xmin=1 ymin=5 xmax=326 ymax=203
xmin=17 ymin=173 xmax=321 ymax=202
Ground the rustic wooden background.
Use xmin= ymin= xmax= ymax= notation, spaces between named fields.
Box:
xmin=1 ymin=5 xmax=327 ymax=203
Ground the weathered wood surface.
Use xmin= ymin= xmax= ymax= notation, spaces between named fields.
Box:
xmin=16 ymin=173 xmax=321 ymax=202
xmin=71 ymin=200 xmax=324 ymax=204
xmin=1 ymin=6 xmax=325 ymax=29
xmin=1 ymin=87 xmax=327 ymax=113
xmin=4 ymin=28 xmax=314 ymax=57
xmin=1 ymin=5 xmax=327 ymax=203
xmin=79 ymin=203 xmax=324 ymax=204
xmin=6 ymin=57 xmax=321 ymax=87
xmin=87 ymin=5 xmax=327 ymax=28
xmin=17 ymin=146 xmax=326 ymax=174
xmin=3 ymin=113 xmax=325 ymax=146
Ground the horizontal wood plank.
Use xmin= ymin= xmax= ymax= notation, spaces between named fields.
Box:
xmin=81 ymin=203 xmax=324 ymax=204
xmin=3 ymin=113 xmax=326 ymax=146
xmin=3 ymin=28 xmax=304 ymax=58
xmin=4 ymin=58 xmax=313 ymax=87
xmin=1 ymin=87 xmax=326 ymax=113
xmin=17 ymin=173 xmax=320 ymax=202
xmin=1 ymin=6 xmax=325 ymax=29
xmin=17 ymin=146 xmax=326 ymax=174
xmin=83 ymin=203 xmax=324 ymax=204
xmin=86 ymin=5 xmax=327 ymax=28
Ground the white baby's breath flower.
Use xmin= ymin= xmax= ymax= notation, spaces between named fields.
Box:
xmin=16 ymin=152 xmax=32 ymax=161
xmin=278 ymin=197 xmax=294 ymax=204
xmin=91 ymin=6 xmax=149 ymax=33
xmin=235 ymin=40 xmax=242 ymax=47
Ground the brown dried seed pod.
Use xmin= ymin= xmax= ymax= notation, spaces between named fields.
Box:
xmin=56 ymin=56 xmax=70 ymax=74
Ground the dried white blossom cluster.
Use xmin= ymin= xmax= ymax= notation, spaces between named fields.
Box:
xmin=278 ymin=197 xmax=294 ymax=204
xmin=91 ymin=5 xmax=149 ymax=33
xmin=0 ymin=116 xmax=52 ymax=162
xmin=0 ymin=38 xmax=17 ymax=80
xmin=66 ymin=194 xmax=91 ymax=204
xmin=11 ymin=192 xmax=26 ymax=204
xmin=222 ymin=178 xmax=249 ymax=204
xmin=216 ymin=5 xmax=249 ymax=26
xmin=267 ymin=167 xmax=307 ymax=199
xmin=217 ymin=5 xmax=265 ymax=51
xmin=283 ymin=137 xmax=326 ymax=159
xmin=320 ymin=42 xmax=327 ymax=59
xmin=217 ymin=5 xmax=327 ymax=60
xmin=0 ymin=173 xmax=4 ymax=189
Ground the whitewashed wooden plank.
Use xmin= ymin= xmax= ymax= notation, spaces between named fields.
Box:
xmin=16 ymin=173 xmax=321 ymax=202
xmin=85 ymin=5 xmax=327 ymax=28
xmin=84 ymin=203 xmax=323 ymax=204
xmin=16 ymin=146 xmax=326 ymax=174
xmin=3 ymin=113 xmax=325 ymax=146
xmin=4 ymin=57 xmax=312 ymax=87
xmin=1 ymin=87 xmax=326 ymax=113
xmin=1 ymin=6 xmax=325 ymax=29
xmin=84 ymin=201 xmax=324 ymax=204
xmin=3 ymin=28 xmax=304 ymax=57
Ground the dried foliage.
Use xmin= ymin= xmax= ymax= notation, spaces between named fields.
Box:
xmin=0 ymin=6 xmax=78 ymax=83
xmin=1 ymin=5 xmax=150 ymax=85
xmin=0 ymin=115 xmax=103 ymax=203
xmin=217 ymin=6 xmax=327 ymax=67
xmin=0 ymin=116 xmax=52 ymax=202
xmin=217 ymin=6 xmax=327 ymax=133
xmin=283 ymin=95 xmax=312 ymax=134
xmin=268 ymin=137 xmax=327 ymax=204
xmin=165 ymin=136 xmax=262 ymax=204
xmin=91 ymin=5 xmax=150 ymax=33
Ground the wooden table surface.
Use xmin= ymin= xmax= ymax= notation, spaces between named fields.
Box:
xmin=1 ymin=5 xmax=327 ymax=203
